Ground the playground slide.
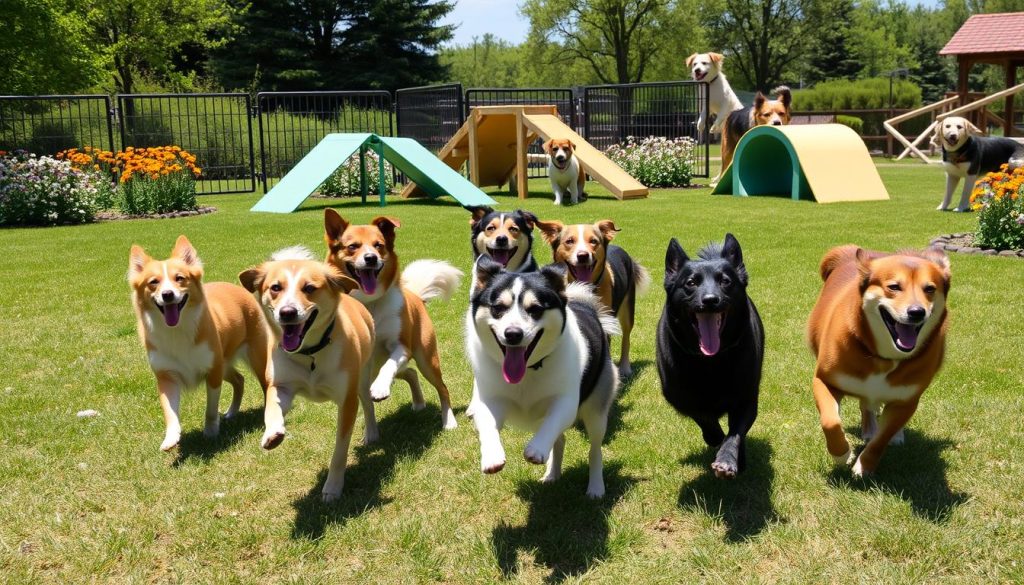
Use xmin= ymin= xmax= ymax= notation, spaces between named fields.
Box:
xmin=251 ymin=133 xmax=494 ymax=213
xmin=712 ymin=124 xmax=888 ymax=203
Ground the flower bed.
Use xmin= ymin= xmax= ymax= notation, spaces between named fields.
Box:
xmin=0 ymin=151 xmax=107 ymax=226
xmin=606 ymin=136 xmax=696 ymax=188
xmin=969 ymin=165 xmax=1024 ymax=251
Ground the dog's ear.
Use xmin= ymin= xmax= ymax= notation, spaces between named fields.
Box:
xmin=540 ymin=262 xmax=568 ymax=296
xmin=855 ymin=248 xmax=873 ymax=290
xmin=542 ymin=139 xmax=554 ymax=155
xmin=171 ymin=235 xmax=201 ymax=268
xmin=473 ymin=255 xmax=503 ymax=291
xmin=466 ymin=205 xmax=493 ymax=227
xmin=535 ymin=219 xmax=565 ymax=245
xmin=238 ymin=267 xmax=265 ymax=294
xmin=932 ymin=122 xmax=944 ymax=149
xmin=372 ymin=216 xmax=401 ymax=249
xmin=325 ymin=265 xmax=359 ymax=294
xmin=570 ymin=140 xmax=577 ymax=150
xmin=709 ymin=52 xmax=724 ymax=64
xmin=519 ymin=210 xmax=538 ymax=230
xmin=773 ymin=86 xmax=792 ymax=109
xmin=922 ymin=246 xmax=952 ymax=292
xmin=664 ymin=238 xmax=690 ymax=289
xmin=685 ymin=53 xmax=697 ymax=68
xmin=721 ymin=233 xmax=748 ymax=285
xmin=324 ymin=208 xmax=349 ymax=245
xmin=128 ymin=245 xmax=151 ymax=277
xmin=966 ymin=120 xmax=984 ymax=136
xmin=753 ymin=92 xmax=767 ymax=111
xmin=595 ymin=220 xmax=620 ymax=242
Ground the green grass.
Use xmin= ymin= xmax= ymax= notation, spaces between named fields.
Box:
xmin=2 ymin=165 xmax=1023 ymax=583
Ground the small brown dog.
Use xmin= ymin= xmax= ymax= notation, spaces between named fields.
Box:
xmin=543 ymin=138 xmax=586 ymax=205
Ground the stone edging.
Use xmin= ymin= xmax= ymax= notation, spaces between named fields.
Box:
xmin=930 ymin=233 xmax=1024 ymax=258
xmin=96 ymin=206 xmax=217 ymax=221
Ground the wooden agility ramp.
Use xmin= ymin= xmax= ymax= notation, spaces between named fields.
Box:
xmin=400 ymin=105 xmax=648 ymax=201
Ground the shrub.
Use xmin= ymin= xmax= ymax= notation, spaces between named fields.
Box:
xmin=605 ymin=136 xmax=695 ymax=188
xmin=970 ymin=165 xmax=1024 ymax=251
xmin=792 ymin=78 xmax=922 ymax=111
xmin=0 ymin=151 xmax=103 ymax=226
xmin=319 ymin=149 xmax=394 ymax=197
xmin=836 ymin=115 xmax=864 ymax=135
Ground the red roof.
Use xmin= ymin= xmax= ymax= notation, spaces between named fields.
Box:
xmin=940 ymin=12 xmax=1024 ymax=55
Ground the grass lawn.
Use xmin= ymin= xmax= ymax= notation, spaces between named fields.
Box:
xmin=2 ymin=164 xmax=1022 ymax=583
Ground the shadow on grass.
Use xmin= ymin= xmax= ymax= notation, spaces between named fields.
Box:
xmin=491 ymin=461 xmax=637 ymax=583
xmin=676 ymin=437 xmax=781 ymax=542
xmin=289 ymin=402 xmax=444 ymax=540
xmin=174 ymin=408 xmax=263 ymax=466
xmin=601 ymin=359 xmax=649 ymax=443
xmin=826 ymin=428 xmax=968 ymax=522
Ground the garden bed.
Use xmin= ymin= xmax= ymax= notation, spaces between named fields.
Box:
xmin=930 ymin=232 xmax=1024 ymax=258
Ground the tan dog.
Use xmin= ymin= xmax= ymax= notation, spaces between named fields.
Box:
xmin=129 ymin=235 xmax=269 ymax=452
xmin=716 ymin=86 xmax=792 ymax=185
xmin=542 ymin=138 xmax=586 ymax=205
xmin=536 ymin=220 xmax=650 ymax=378
xmin=807 ymin=245 xmax=951 ymax=476
xmin=239 ymin=247 xmax=374 ymax=502
xmin=323 ymin=209 xmax=461 ymax=433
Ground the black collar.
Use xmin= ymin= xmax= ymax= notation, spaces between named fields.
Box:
xmin=295 ymin=318 xmax=335 ymax=370
xmin=529 ymin=358 xmax=545 ymax=371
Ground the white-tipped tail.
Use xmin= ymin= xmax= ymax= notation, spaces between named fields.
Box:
xmin=401 ymin=259 xmax=463 ymax=303
xmin=634 ymin=262 xmax=651 ymax=296
xmin=565 ymin=281 xmax=622 ymax=336
xmin=271 ymin=245 xmax=316 ymax=262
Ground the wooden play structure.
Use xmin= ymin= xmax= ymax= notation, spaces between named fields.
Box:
xmin=399 ymin=105 xmax=648 ymax=201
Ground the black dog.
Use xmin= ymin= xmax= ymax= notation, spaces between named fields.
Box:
xmin=656 ymin=234 xmax=764 ymax=478
xmin=467 ymin=206 xmax=539 ymax=272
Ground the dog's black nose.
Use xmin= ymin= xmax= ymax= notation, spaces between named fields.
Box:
xmin=363 ymin=253 xmax=378 ymax=267
xmin=701 ymin=294 xmax=720 ymax=308
xmin=576 ymin=252 xmax=591 ymax=264
xmin=495 ymin=235 xmax=509 ymax=246
xmin=161 ymin=290 xmax=176 ymax=303
xmin=503 ymin=327 xmax=524 ymax=345
xmin=279 ymin=306 xmax=298 ymax=322
xmin=906 ymin=305 xmax=926 ymax=322
xmin=772 ymin=120 xmax=782 ymax=126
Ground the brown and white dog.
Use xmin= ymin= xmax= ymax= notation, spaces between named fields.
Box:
xmin=807 ymin=245 xmax=951 ymax=476
xmin=543 ymin=138 xmax=586 ymax=205
xmin=716 ymin=86 xmax=792 ymax=185
xmin=687 ymin=52 xmax=744 ymax=140
xmin=323 ymin=209 xmax=461 ymax=433
xmin=129 ymin=235 xmax=270 ymax=452
xmin=536 ymin=219 xmax=650 ymax=378
xmin=239 ymin=247 xmax=374 ymax=502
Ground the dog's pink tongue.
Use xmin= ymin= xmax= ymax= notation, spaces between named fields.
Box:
xmin=573 ymin=264 xmax=594 ymax=283
xmin=163 ymin=303 xmax=181 ymax=327
xmin=491 ymin=249 xmax=512 ymax=267
xmin=696 ymin=313 xmax=722 ymax=356
xmin=502 ymin=346 xmax=528 ymax=384
xmin=894 ymin=323 xmax=919 ymax=350
xmin=282 ymin=324 xmax=303 ymax=352
xmin=357 ymin=269 xmax=378 ymax=295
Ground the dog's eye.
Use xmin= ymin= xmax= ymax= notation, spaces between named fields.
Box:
xmin=509 ymin=226 xmax=519 ymax=234
xmin=886 ymin=283 xmax=902 ymax=292
xmin=302 ymin=283 xmax=317 ymax=295
xmin=720 ymin=275 xmax=732 ymax=287
xmin=490 ymin=304 xmax=507 ymax=318
xmin=590 ymin=238 xmax=600 ymax=246
xmin=684 ymin=276 xmax=698 ymax=288
xmin=922 ymin=284 xmax=937 ymax=294
xmin=526 ymin=304 xmax=545 ymax=319
xmin=270 ymin=283 xmax=282 ymax=293
xmin=486 ymin=225 xmax=496 ymax=232
xmin=565 ymin=238 xmax=575 ymax=246
xmin=347 ymin=243 xmax=359 ymax=252
xmin=374 ymin=242 xmax=384 ymax=250
xmin=148 ymin=278 xmax=159 ymax=286
xmin=175 ymin=274 xmax=185 ymax=283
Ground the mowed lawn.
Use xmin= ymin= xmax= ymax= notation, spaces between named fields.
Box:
xmin=2 ymin=164 xmax=1023 ymax=584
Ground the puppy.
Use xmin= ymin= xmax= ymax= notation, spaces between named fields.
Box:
xmin=129 ymin=236 xmax=269 ymax=452
xmin=466 ymin=257 xmax=620 ymax=498
xmin=934 ymin=115 xmax=1024 ymax=211
xmin=536 ymin=219 xmax=649 ymax=378
xmin=542 ymin=138 xmax=587 ymax=205
xmin=807 ymin=245 xmax=950 ymax=476
xmin=656 ymin=234 xmax=764 ymax=478
xmin=716 ymin=86 xmax=792 ymax=185
xmin=239 ymin=247 xmax=374 ymax=502
xmin=323 ymin=209 xmax=461 ymax=434
xmin=687 ymin=52 xmax=744 ymax=140
xmin=467 ymin=206 xmax=540 ymax=272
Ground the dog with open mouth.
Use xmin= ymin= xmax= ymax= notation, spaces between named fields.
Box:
xmin=542 ymin=138 xmax=587 ymax=205
xmin=129 ymin=235 xmax=270 ymax=452
xmin=467 ymin=206 xmax=539 ymax=272
xmin=807 ymin=245 xmax=950 ymax=476
xmin=323 ymin=209 xmax=462 ymax=435
xmin=656 ymin=234 xmax=764 ymax=478
xmin=465 ymin=256 xmax=620 ymax=498
xmin=536 ymin=219 xmax=650 ymax=378
xmin=239 ymin=246 xmax=375 ymax=502
xmin=933 ymin=115 xmax=1024 ymax=211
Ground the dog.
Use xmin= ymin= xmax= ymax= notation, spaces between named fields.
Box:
xmin=542 ymin=138 xmax=587 ymax=205
xmin=129 ymin=235 xmax=269 ymax=452
xmin=807 ymin=245 xmax=950 ymax=476
xmin=239 ymin=247 xmax=374 ymax=502
xmin=536 ymin=219 xmax=649 ymax=379
xmin=323 ymin=209 xmax=461 ymax=433
xmin=465 ymin=257 xmax=620 ymax=498
xmin=467 ymin=206 xmax=540 ymax=272
xmin=656 ymin=234 xmax=764 ymax=478
xmin=687 ymin=52 xmax=744 ymax=140
xmin=715 ymin=86 xmax=792 ymax=185
xmin=934 ymin=115 xmax=1024 ymax=211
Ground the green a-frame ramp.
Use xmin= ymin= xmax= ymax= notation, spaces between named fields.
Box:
xmin=251 ymin=133 xmax=496 ymax=213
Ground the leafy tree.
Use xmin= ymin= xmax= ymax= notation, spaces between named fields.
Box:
xmin=1 ymin=0 xmax=103 ymax=94
xmin=440 ymin=35 xmax=525 ymax=88
xmin=211 ymin=0 xmax=314 ymax=92
xmin=848 ymin=0 xmax=916 ymax=79
xmin=803 ymin=0 xmax=861 ymax=83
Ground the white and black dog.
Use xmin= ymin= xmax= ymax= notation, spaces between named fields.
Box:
xmin=935 ymin=115 xmax=1024 ymax=212
xmin=465 ymin=257 xmax=620 ymax=498
xmin=468 ymin=206 xmax=540 ymax=272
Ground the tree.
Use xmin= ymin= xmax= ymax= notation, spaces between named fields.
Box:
xmin=440 ymin=35 xmax=525 ymax=88
xmin=803 ymin=0 xmax=861 ymax=84
xmin=0 ymin=0 xmax=103 ymax=95
xmin=847 ymin=0 xmax=916 ymax=79
xmin=211 ymin=0 xmax=314 ymax=92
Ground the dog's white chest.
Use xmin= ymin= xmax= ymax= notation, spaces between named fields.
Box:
xmin=943 ymin=160 xmax=970 ymax=178
xmin=272 ymin=346 xmax=351 ymax=403
xmin=146 ymin=333 xmax=216 ymax=388
xmin=831 ymin=372 xmax=919 ymax=408
xmin=360 ymin=286 xmax=403 ymax=344
xmin=549 ymin=158 xmax=580 ymax=188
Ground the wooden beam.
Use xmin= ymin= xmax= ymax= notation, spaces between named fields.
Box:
xmin=1007 ymin=62 xmax=1018 ymax=137
xmin=515 ymin=108 xmax=528 ymax=200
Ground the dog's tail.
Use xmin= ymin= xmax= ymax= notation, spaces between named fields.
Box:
xmin=818 ymin=245 xmax=861 ymax=281
xmin=633 ymin=262 xmax=651 ymax=296
xmin=401 ymin=259 xmax=463 ymax=303
xmin=566 ymin=282 xmax=622 ymax=336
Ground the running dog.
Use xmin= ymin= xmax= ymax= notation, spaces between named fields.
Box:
xmin=324 ymin=209 xmax=461 ymax=433
xmin=934 ymin=115 xmax=1024 ymax=211
xmin=239 ymin=247 xmax=374 ymax=502
xmin=129 ymin=235 xmax=269 ymax=452
xmin=467 ymin=206 xmax=540 ymax=272
xmin=687 ymin=52 xmax=744 ymax=140
xmin=656 ymin=234 xmax=764 ymax=478
xmin=543 ymin=138 xmax=587 ymax=205
xmin=536 ymin=219 xmax=649 ymax=378
xmin=807 ymin=245 xmax=951 ymax=476
xmin=465 ymin=257 xmax=620 ymax=498
xmin=716 ymin=86 xmax=792 ymax=185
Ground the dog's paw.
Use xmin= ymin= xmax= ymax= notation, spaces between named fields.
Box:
xmin=369 ymin=380 xmax=392 ymax=402
xmin=832 ymin=447 xmax=854 ymax=466
xmin=586 ymin=480 xmax=606 ymax=499
xmin=362 ymin=427 xmax=380 ymax=445
xmin=411 ymin=400 xmax=426 ymax=411
xmin=617 ymin=363 xmax=633 ymax=380
xmin=851 ymin=456 xmax=873 ymax=478
xmin=441 ymin=411 xmax=458 ymax=430
xmin=711 ymin=460 xmax=738 ymax=479
xmin=540 ymin=469 xmax=562 ymax=484
xmin=321 ymin=487 xmax=342 ymax=503
xmin=523 ymin=442 xmax=548 ymax=465
xmin=953 ymin=206 xmax=973 ymax=213
xmin=481 ymin=449 xmax=506 ymax=474
xmin=936 ymin=203 xmax=949 ymax=211
xmin=203 ymin=419 xmax=220 ymax=439
xmin=159 ymin=432 xmax=181 ymax=452
xmin=261 ymin=427 xmax=286 ymax=450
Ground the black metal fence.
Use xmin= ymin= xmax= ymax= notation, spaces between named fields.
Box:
xmin=0 ymin=95 xmax=115 ymax=156
xmin=395 ymin=84 xmax=464 ymax=154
